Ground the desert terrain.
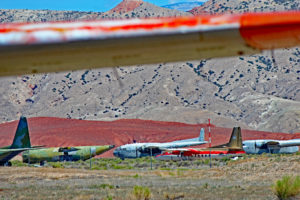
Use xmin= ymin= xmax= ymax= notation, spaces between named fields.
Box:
xmin=0 ymin=154 xmax=299 ymax=200
xmin=0 ymin=1 xmax=299 ymax=199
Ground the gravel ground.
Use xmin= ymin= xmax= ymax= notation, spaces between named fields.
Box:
xmin=0 ymin=154 xmax=299 ymax=200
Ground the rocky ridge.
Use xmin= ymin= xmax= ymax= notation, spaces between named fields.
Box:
xmin=0 ymin=0 xmax=299 ymax=133
xmin=0 ymin=9 xmax=102 ymax=23
xmin=189 ymin=0 xmax=299 ymax=15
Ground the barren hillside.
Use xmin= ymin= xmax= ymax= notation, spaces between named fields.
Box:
xmin=189 ymin=0 xmax=299 ymax=15
xmin=0 ymin=9 xmax=103 ymax=23
xmin=0 ymin=0 xmax=299 ymax=133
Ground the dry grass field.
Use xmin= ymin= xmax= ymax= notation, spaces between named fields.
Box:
xmin=0 ymin=154 xmax=299 ymax=200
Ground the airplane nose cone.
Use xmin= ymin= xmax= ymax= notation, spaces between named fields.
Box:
xmin=22 ymin=155 xmax=28 ymax=163
xmin=113 ymin=150 xmax=119 ymax=157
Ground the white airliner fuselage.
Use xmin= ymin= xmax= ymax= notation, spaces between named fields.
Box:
xmin=113 ymin=128 xmax=206 ymax=159
xmin=243 ymin=139 xmax=300 ymax=154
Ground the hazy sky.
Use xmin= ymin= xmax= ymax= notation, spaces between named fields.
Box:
xmin=1 ymin=0 xmax=206 ymax=12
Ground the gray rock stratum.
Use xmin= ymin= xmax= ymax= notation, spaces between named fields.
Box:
xmin=0 ymin=0 xmax=299 ymax=133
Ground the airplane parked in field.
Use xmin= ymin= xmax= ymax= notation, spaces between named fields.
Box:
xmin=22 ymin=145 xmax=115 ymax=165
xmin=113 ymin=128 xmax=207 ymax=159
xmin=156 ymin=127 xmax=245 ymax=160
xmin=0 ymin=117 xmax=39 ymax=166
xmin=243 ymin=139 xmax=300 ymax=154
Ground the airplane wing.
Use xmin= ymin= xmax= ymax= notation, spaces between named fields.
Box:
xmin=0 ymin=148 xmax=36 ymax=153
xmin=0 ymin=11 xmax=299 ymax=76
xmin=163 ymin=148 xmax=198 ymax=152
xmin=31 ymin=145 xmax=45 ymax=148
xmin=265 ymin=139 xmax=300 ymax=148
xmin=140 ymin=141 xmax=207 ymax=152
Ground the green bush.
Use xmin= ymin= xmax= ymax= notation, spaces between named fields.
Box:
xmin=99 ymin=184 xmax=114 ymax=189
xmin=159 ymin=167 xmax=172 ymax=171
xmin=203 ymin=183 xmax=209 ymax=189
xmin=106 ymin=195 xmax=112 ymax=200
xmin=111 ymin=164 xmax=132 ymax=170
xmin=89 ymin=183 xmax=114 ymax=189
xmin=105 ymin=195 xmax=113 ymax=200
xmin=50 ymin=162 xmax=64 ymax=168
xmin=204 ymin=159 xmax=210 ymax=165
xmin=220 ymin=156 xmax=231 ymax=163
xmin=133 ymin=174 xmax=140 ymax=178
xmin=132 ymin=185 xmax=151 ymax=200
xmin=272 ymin=176 xmax=300 ymax=200
xmin=11 ymin=160 xmax=27 ymax=167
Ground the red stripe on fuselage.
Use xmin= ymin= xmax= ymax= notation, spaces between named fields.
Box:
xmin=170 ymin=149 xmax=245 ymax=156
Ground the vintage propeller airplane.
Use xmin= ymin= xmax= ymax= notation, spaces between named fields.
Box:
xmin=0 ymin=117 xmax=41 ymax=166
xmin=155 ymin=127 xmax=245 ymax=160
xmin=0 ymin=11 xmax=299 ymax=76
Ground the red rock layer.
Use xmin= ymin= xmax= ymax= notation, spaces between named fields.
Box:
xmin=108 ymin=0 xmax=144 ymax=14
xmin=0 ymin=117 xmax=299 ymax=157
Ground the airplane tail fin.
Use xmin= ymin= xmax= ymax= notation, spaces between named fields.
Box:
xmin=199 ymin=128 xmax=205 ymax=141
xmin=228 ymin=127 xmax=242 ymax=149
xmin=10 ymin=116 xmax=31 ymax=149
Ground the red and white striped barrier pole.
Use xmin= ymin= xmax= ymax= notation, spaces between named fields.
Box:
xmin=208 ymin=118 xmax=212 ymax=168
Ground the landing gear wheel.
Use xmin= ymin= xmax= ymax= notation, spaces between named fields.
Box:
xmin=4 ymin=161 xmax=12 ymax=167
xmin=40 ymin=160 xmax=46 ymax=166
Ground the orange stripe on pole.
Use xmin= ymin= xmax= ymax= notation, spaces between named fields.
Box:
xmin=0 ymin=15 xmax=237 ymax=34
xmin=240 ymin=11 xmax=300 ymax=26
xmin=240 ymin=11 xmax=300 ymax=50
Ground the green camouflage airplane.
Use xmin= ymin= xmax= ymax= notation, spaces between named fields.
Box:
xmin=0 ymin=116 xmax=36 ymax=166
xmin=22 ymin=145 xmax=115 ymax=165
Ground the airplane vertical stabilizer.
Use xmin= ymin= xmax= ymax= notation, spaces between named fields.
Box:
xmin=228 ymin=127 xmax=242 ymax=149
xmin=10 ymin=117 xmax=31 ymax=149
xmin=171 ymin=127 xmax=206 ymax=143
xmin=199 ymin=128 xmax=205 ymax=142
